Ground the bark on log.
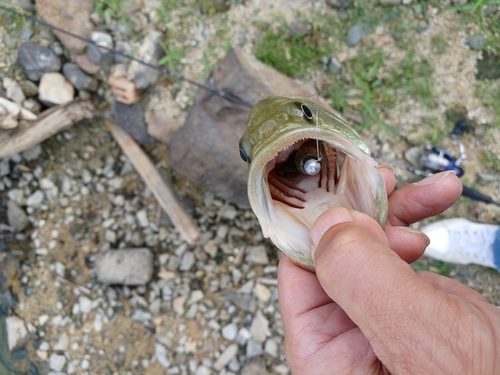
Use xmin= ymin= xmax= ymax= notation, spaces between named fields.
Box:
xmin=107 ymin=120 xmax=201 ymax=245
xmin=0 ymin=99 xmax=94 ymax=159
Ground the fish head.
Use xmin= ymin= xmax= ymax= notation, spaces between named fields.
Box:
xmin=240 ymin=96 xmax=388 ymax=269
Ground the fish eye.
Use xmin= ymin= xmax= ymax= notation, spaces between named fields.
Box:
xmin=239 ymin=147 xmax=251 ymax=163
xmin=301 ymin=104 xmax=313 ymax=120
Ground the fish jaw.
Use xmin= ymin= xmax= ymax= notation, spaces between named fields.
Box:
xmin=247 ymin=127 xmax=387 ymax=269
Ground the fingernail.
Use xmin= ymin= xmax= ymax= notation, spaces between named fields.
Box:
xmin=310 ymin=207 xmax=353 ymax=249
xmin=377 ymin=164 xmax=394 ymax=173
xmin=398 ymin=227 xmax=430 ymax=247
xmin=414 ymin=171 xmax=456 ymax=187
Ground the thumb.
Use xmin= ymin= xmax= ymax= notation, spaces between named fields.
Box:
xmin=310 ymin=207 xmax=440 ymax=367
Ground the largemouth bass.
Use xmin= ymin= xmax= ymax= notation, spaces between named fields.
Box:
xmin=239 ymin=96 xmax=388 ymax=269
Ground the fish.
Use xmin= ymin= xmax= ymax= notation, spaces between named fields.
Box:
xmin=239 ymin=96 xmax=388 ymax=269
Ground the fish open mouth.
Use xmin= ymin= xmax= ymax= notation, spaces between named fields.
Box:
xmin=268 ymin=139 xmax=340 ymax=210
xmin=253 ymin=134 xmax=386 ymax=268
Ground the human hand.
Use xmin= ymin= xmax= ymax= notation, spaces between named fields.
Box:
xmin=278 ymin=169 xmax=500 ymax=374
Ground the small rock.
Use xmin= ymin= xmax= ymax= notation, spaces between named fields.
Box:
xmin=136 ymin=209 xmax=149 ymax=227
xmin=253 ymin=284 xmax=271 ymax=303
xmin=53 ymin=332 xmax=69 ymax=351
xmin=6 ymin=316 xmax=28 ymax=351
xmin=62 ymin=63 xmax=98 ymax=91
xmin=477 ymin=173 xmax=499 ymax=185
xmin=78 ymin=296 xmax=92 ymax=314
xmin=466 ymin=35 xmax=485 ymax=51
xmin=213 ymin=344 xmax=238 ymax=371
xmin=326 ymin=55 xmax=343 ymax=74
xmin=346 ymin=24 xmax=369 ymax=47
xmin=21 ymin=144 xmax=42 ymax=161
xmin=94 ymin=248 xmax=154 ymax=285
xmin=3 ymin=77 xmax=26 ymax=103
xmin=26 ymin=190 xmax=44 ymax=207
xmin=7 ymin=188 xmax=25 ymax=206
xmin=0 ymin=158 xmax=10 ymax=176
xmin=17 ymin=41 xmax=61 ymax=81
xmin=127 ymin=31 xmax=164 ymax=90
xmin=113 ymin=101 xmax=155 ymax=144
xmin=288 ymin=18 xmax=310 ymax=39
xmin=7 ymin=200 xmax=30 ymax=232
xmin=222 ymin=323 xmax=238 ymax=341
xmin=87 ymin=31 xmax=114 ymax=66
xmin=19 ymin=80 xmax=39 ymax=97
xmin=173 ymin=295 xmax=187 ymax=315
xmin=179 ymin=252 xmax=196 ymax=271
xmin=325 ymin=0 xmax=349 ymax=8
xmin=246 ymin=340 xmax=262 ymax=358
xmin=264 ymin=338 xmax=278 ymax=357
xmin=246 ymin=246 xmax=269 ymax=264
xmin=155 ymin=342 xmax=171 ymax=369
xmin=49 ymin=353 xmax=66 ymax=371
xmin=249 ymin=310 xmax=270 ymax=342
xmin=75 ymin=54 xmax=101 ymax=75
xmin=379 ymin=0 xmax=400 ymax=5
xmin=39 ymin=73 xmax=74 ymax=106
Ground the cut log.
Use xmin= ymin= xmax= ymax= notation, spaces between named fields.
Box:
xmin=0 ymin=99 xmax=94 ymax=160
xmin=107 ymin=120 xmax=201 ymax=245
xmin=169 ymin=48 xmax=334 ymax=206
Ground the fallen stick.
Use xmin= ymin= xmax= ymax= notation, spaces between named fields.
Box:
xmin=0 ymin=99 xmax=94 ymax=159
xmin=106 ymin=120 xmax=201 ymax=245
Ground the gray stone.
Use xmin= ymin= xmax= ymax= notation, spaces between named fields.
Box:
xmin=245 ymin=246 xmax=269 ymax=264
xmin=127 ymin=31 xmax=164 ymax=90
xmin=0 ymin=158 xmax=9 ymax=177
xmin=6 ymin=316 xmax=28 ymax=351
xmin=466 ymin=35 xmax=485 ymax=51
xmin=379 ymin=0 xmax=400 ymax=5
xmin=3 ymin=77 xmax=26 ymax=103
xmin=75 ymin=54 xmax=100 ymax=75
xmin=325 ymin=0 xmax=349 ymax=8
xmin=213 ymin=344 xmax=238 ymax=371
xmin=62 ymin=63 xmax=98 ymax=91
xmin=179 ymin=251 xmax=195 ymax=271
xmin=87 ymin=31 xmax=114 ymax=66
xmin=49 ymin=353 xmax=66 ymax=371
xmin=39 ymin=73 xmax=74 ymax=106
xmin=7 ymin=189 xmax=25 ymax=206
xmin=113 ymin=101 xmax=155 ymax=145
xmin=36 ymin=0 xmax=93 ymax=54
xmin=21 ymin=144 xmax=42 ymax=161
xmin=246 ymin=339 xmax=262 ymax=358
xmin=7 ymin=200 xmax=30 ymax=232
xmin=477 ymin=173 xmax=499 ymax=185
xmin=95 ymin=248 xmax=154 ymax=285
xmin=26 ymin=190 xmax=44 ymax=207
xmin=346 ymin=24 xmax=369 ymax=46
xmin=326 ymin=55 xmax=343 ymax=74
xmin=288 ymin=18 xmax=310 ymax=39
xmin=17 ymin=41 xmax=61 ymax=81
xmin=222 ymin=323 xmax=238 ymax=341
xmin=155 ymin=342 xmax=171 ymax=369
xmin=264 ymin=338 xmax=279 ymax=357
xmin=249 ymin=310 xmax=269 ymax=342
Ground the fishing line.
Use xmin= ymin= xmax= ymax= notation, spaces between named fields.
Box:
xmin=0 ymin=3 xmax=253 ymax=108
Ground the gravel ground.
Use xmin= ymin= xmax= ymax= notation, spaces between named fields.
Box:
xmin=1 ymin=1 xmax=500 ymax=374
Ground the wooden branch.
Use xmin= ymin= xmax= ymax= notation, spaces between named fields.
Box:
xmin=106 ymin=120 xmax=201 ymax=245
xmin=0 ymin=99 xmax=94 ymax=159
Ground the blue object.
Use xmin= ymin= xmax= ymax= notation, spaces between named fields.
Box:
xmin=493 ymin=228 xmax=500 ymax=271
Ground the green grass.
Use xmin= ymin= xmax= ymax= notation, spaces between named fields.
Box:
xmin=430 ymin=35 xmax=449 ymax=55
xmin=158 ymin=41 xmax=186 ymax=73
xmin=155 ymin=0 xmax=179 ymax=25
xmin=94 ymin=0 xmax=120 ymax=23
xmin=481 ymin=150 xmax=500 ymax=172
xmin=254 ymin=26 xmax=326 ymax=78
